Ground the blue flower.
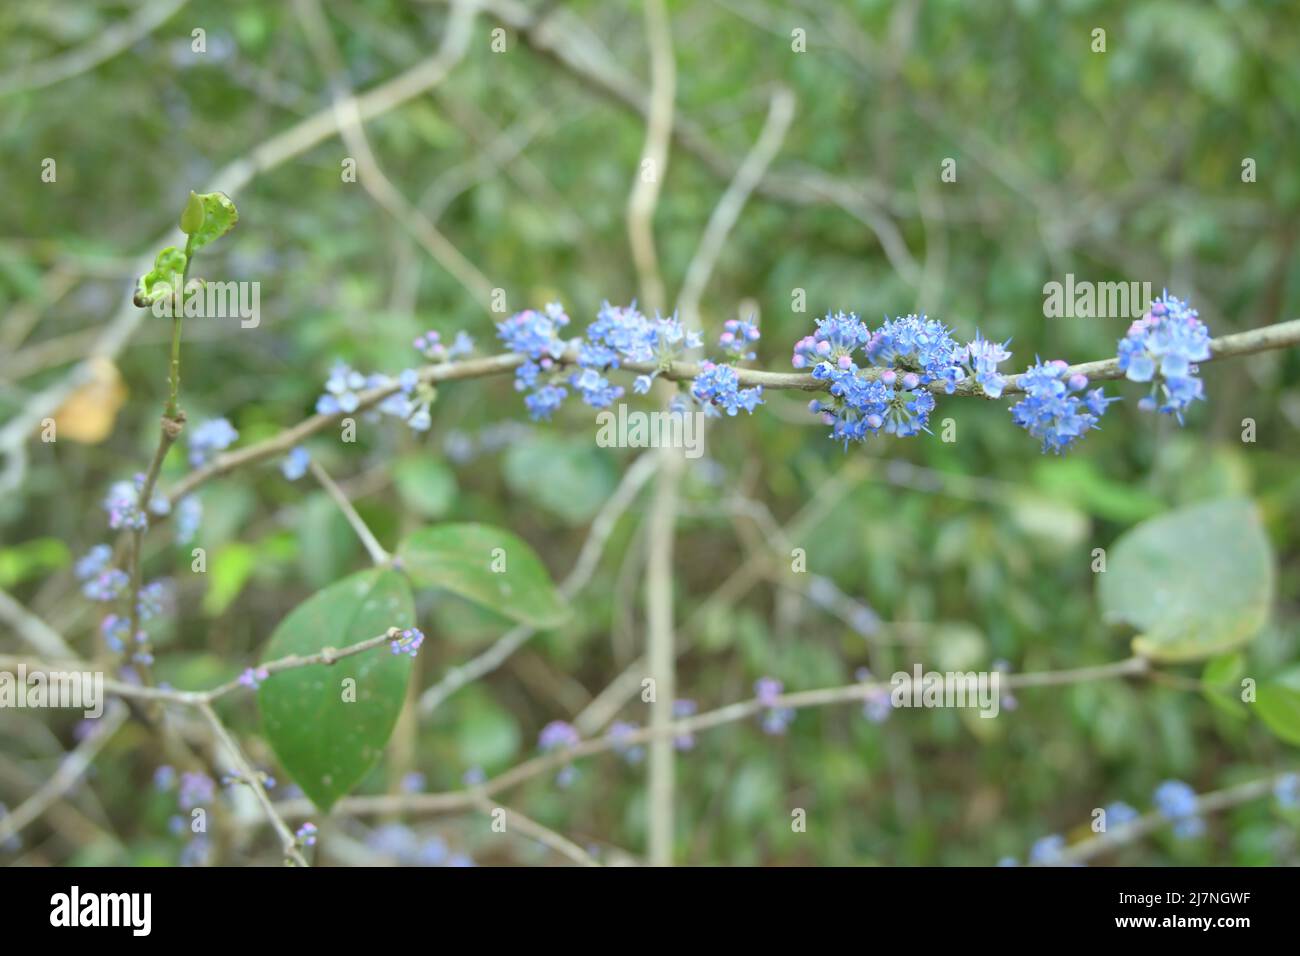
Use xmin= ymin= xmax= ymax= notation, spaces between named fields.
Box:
xmin=570 ymin=367 xmax=624 ymax=409
xmin=498 ymin=304 xmax=573 ymax=418
xmin=316 ymin=362 xmax=368 ymax=415
xmin=1116 ymin=292 xmax=1210 ymax=422
xmin=691 ymin=361 xmax=763 ymax=416
xmin=389 ymin=627 xmax=425 ymax=657
xmin=104 ymin=479 xmax=148 ymax=531
xmin=582 ymin=303 xmax=702 ymax=394
xmin=281 ymin=446 xmax=310 ymax=481
xmin=1105 ymin=801 xmax=1140 ymax=828
xmin=523 ymin=383 xmax=568 ymax=421
xmin=538 ymin=720 xmax=580 ymax=752
xmin=866 ymin=313 xmax=965 ymax=390
xmin=75 ymin=544 xmax=112 ymax=580
xmin=295 ymin=822 xmax=318 ymax=847
xmin=719 ymin=317 xmax=760 ymax=361
xmin=961 ymin=331 xmax=1013 ymax=398
xmin=174 ymin=496 xmax=203 ymax=544
xmin=608 ymin=721 xmax=645 ymax=765
xmin=791 ymin=311 xmax=870 ymax=371
xmin=1029 ymin=834 xmax=1065 ymax=865
xmin=188 ymin=418 xmax=239 ymax=468
xmin=1009 ymin=360 xmax=1117 ymax=453
xmin=1154 ymin=779 xmax=1203 ymax=838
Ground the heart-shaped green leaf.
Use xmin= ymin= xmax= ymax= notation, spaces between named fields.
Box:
xmin=1098 ymin=498 xmax=1274 ymax=662
xmin=397 ymin=523 xmax=568 ymax=628
xmin=189 ymin=191 xmax=238 ymax=251
xmin=258 ymin=567 xmax=414 ymax=810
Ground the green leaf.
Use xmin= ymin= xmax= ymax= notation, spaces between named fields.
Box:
xmin=1256 ymin=668 xmax=1300 ymax=747
xmin=1098 ymin=498 xmax=1274 ymax=662
xmin=258 ymin=568 xmax=414 ymax=810
xmin=393 ymin=455 xmax=457 ymax=518
xmin=397 ymin=523 xmax=568 ymax=628
xmin=133 ymin=246 xmax=187 ymax=306
xmin=188 ymin=191 xmax=238 ymax=251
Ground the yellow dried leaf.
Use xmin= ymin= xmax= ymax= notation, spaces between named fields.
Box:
xmin=52 ymin=357 xmax=127 ymax=444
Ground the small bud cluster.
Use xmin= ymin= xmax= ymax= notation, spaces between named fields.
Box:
xmin=1117 ymin=292 xmax=1210 ymax=421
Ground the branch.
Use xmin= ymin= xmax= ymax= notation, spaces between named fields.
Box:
xmin=0 ymin=627 xmax=402 ymax=706
xmin=1050 ymin=772 xmax=1296 ymax=866
xmin=308 ymin=459 xmax=390 ymax=565
xmin=197 ymin=701 xmax=309 ymax=866
xmin=471 ymin=795 xmax=602 ymax=867
xmin=154 ymin=316 xmax=1300 ymax=526
xmin=273 ymin=656 xmax=1151 ymax=822
xmin=0 ymin=703 xmax=128 ymax=847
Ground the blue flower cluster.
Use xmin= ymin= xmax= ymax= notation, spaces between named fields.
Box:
xmin=607 ymin=721 xmax=645 ymax=765
xmin=719 ymin=317 xmax=760 ymax=361
xmin=754 ymin=677 xmax=794 ymax=734
xmin=315 ymin=354 xmax=445 ymax=433
xmin=1117 ymin=292 xmax=1211 ymax=422
xmin=691 ymin=361 xmax=763 ymax=416
xmin=794 ymin=312 xmax=992 ymax=443
xmin=280 ymin=446 xmax=310 ymax=481
xmin=1008 ymin=360 xmax=1117 ymax=454
xmin=498 ymin=303 xmax=572 ymax=420
xmin=389 ymin=627 xmax=425 ymax=657
xmin=413 ymin=329 xmax=473 ymax=363
xmin=1153 ymin=779 xmax=1204 ymax=838
xmin=188 ymin=417 xmax=238 ymax=468
xmin=496 ymin=300 xmax=766 ymax=421
xmin=76 ymin=545 xmax=128 ymax=601
xmin=538 ymin=719 xmax=580 ymax=752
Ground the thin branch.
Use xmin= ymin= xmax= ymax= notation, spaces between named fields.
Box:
xmin=155 ymin=316 xmax=1300 ymax=521
xmin=0 ymin=627 xmax=402 ymax=706
xmin=0 ymin=586 xmax=75 ymax=658
xmin=625 ymin=0 xmax=675 ymax=314
xmin=308 ymin=459 xmax=390 ymax=564
xmin=295 ymin=0 xmax=493 ymax=308
xmin=471 ymin=795 xmax=602 ymax=867
xmin=0 ymin=702 xmax=128 ymax=847
xmin=273 ymin=657 xmax=1151 ymax=821
xmin=196 ymin=701 xmax=309 ymax=866
xmin=677 ymin=87 xmax=796 ymax=330
xmin=0 ymin=0 xmax=189 ymax=97
xmin=1050 ymin=772 xmax=1295 ymax=866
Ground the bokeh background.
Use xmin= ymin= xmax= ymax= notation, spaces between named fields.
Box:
xmin=1 ymin=0 xmax=1298 ymax=866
